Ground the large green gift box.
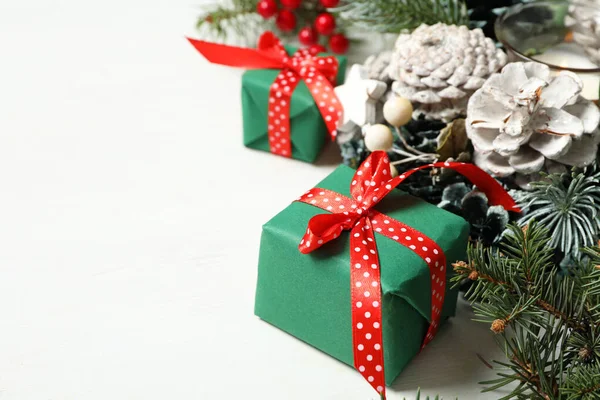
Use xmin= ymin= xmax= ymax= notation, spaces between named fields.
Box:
xmin=241 ymin=47 xmax=347 ymax=163
xmin=254 ymin=164 xmax=469 ymax=385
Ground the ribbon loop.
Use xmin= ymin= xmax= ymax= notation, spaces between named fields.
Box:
xmin=296 ymin=151 xmax=520 ymax=399
xmin=299 ymin=212 xmax=358 ymax=254
xmin=298 ymin=188 xmax=361 ymax=253
xmin=350 ymin=151 xmax=398 ymax=209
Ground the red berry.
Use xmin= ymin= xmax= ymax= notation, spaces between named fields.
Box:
xmin=281 ymin=0 xmax=302 ymax=10
xmin=328 ymin=33 xmax=349 ymax=54
xmin=319 ymin=0 xmax=340 ymax=7
xmin=298 ymin=26 xmax=319 ymax=46
xmin=314 ymin=12 xmax=336 ymax=36
xmin=257 ymin=31 xmax=278 ymax=50
xmin=308 ymin=44 xmax=327 ymax=55
xmin=256 ymin=0 xmax=277 ymax=19
xmin=276 ymin=10 xmax=297 ymax=32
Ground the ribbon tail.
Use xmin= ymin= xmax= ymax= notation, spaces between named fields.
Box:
xmin=380 ymin=156 xmax=521 ymax=213
xmin=267 ymin=70 xmax=300 ymax=157
xmin=186 ymin=37 xmax=284 ymax=70
xmin=350 ymin=219 xmax=386 ymax=398
xmin=301 ymin=68 xmax=343 ymax=140
xmin=439 ymin=162 xmax=521 ymax=212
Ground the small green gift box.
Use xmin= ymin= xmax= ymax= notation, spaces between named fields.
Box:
xmin=254 ymin=163 xmax=469 ymax=385
xmin=187 ymin=36 xmax=346 ymax=163
xmin=241 ymin=47 xmax=346 ymax=163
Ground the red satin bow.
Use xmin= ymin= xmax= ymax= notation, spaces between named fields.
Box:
xmin=187 ymin=32 xmax=343 ymax=158
xmin=296 ymin=152 xmax=520 ymax=398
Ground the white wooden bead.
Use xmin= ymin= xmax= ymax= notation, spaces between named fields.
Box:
xmin=364 ymin=124 xmax=394 ymax=152
xmin=383 ymin=97 xmax=413 ymax=127
xmin=390 ymin=164 xmax=399 ymax=178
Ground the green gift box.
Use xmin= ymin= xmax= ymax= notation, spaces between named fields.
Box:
xmin=241 ymin=47 xmax=347 ymax=163
xmin=254 ymin=164 xmax=469 ymax=385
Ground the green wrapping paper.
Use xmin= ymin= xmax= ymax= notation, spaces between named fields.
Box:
xmin=254 ymin=164 xmax=469 ymax=385
xmin=241 ymin=47 xmax=347 ymax=163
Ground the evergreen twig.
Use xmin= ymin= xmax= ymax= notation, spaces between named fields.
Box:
xmin=194 ymin=0 xmax=347 ymax=45
xmin=518 ymin=167 xmax=600 ymax=260
xmin=403 ymin=388 xmax=457 ymax=399
xmin=334 ymin=0 xmax=468 ymax=33
xmin=452 ymin=223 xmax=600 ymax=399
xmin=196 ymin=0 xmax=269 ymax=45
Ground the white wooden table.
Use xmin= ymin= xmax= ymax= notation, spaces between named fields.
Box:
xmin=0 ymin=1 xmax=511 ymax=398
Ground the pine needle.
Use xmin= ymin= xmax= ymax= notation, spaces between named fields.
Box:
xmin=453 ymin=223 xmax=600 ymax=399
xmin=334 ymin=0 xmax=468 ymax=33
xmin=518 ymin=167 xmax=600 ymax=260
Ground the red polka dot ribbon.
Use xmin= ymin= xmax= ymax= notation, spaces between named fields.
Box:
xmin=187 ymin=32 xmax=342 ymax=158
xmin=296 ymin=151 xmax=520 ymax=399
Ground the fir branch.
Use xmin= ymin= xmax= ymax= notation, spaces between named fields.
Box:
xmin=567 ymin=323 xmax=600 ymax=366
xmin=536 ymin=299 xmax=587 ymax=332
xmin=334 ymin=0 xmax=468 ymax=33
xmin=194 ymin=0 xmax=348 ymax=45
xmin=403 ymin=388 xmax=456 ymax=400
xmin=196 ymin=0 xmax=269 ymax=45
xmin=452 ymin=260 xmax=510 ymax=287
xmin=581 ymin=246 xmax=600 ymax=321
xmin=518 ymin=167 xmax=600 ymax=260
xmin=560 ymin=363 xmax=600 ymax=399
xmin=457 ymin=223 xmax=600 ymax=399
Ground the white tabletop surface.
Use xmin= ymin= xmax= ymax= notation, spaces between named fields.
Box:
xmin=0 ymin=1 xmax=512 ymax=399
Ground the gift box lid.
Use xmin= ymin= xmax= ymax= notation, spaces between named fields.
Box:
xmin=264 ymin=164 xmax=470 ymax=322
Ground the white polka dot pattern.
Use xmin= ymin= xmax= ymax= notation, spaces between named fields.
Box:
xmin=294 ymin=151 xmax=520 ymax=399
xmin=349 ymin=217 xmax=385 ymax=394
xmin=268 ymin=69 xmax=298 ymax=157
xmin=265 ymin=41 xmax=342 ymax=158
xmin=369 ymin=208 xmax=446 ymax=348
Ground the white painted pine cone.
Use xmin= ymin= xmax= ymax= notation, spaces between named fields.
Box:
xmin=389 ymin=23 xmax=508 ymax=122
xmin=363 ymin=51 xmax=393 ymax=82
xmin=466 ymin=62 xmax=600 ymax=177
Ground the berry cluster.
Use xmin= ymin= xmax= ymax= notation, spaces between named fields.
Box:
xmin=256 ymin=0 xmax=349 ymax=54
